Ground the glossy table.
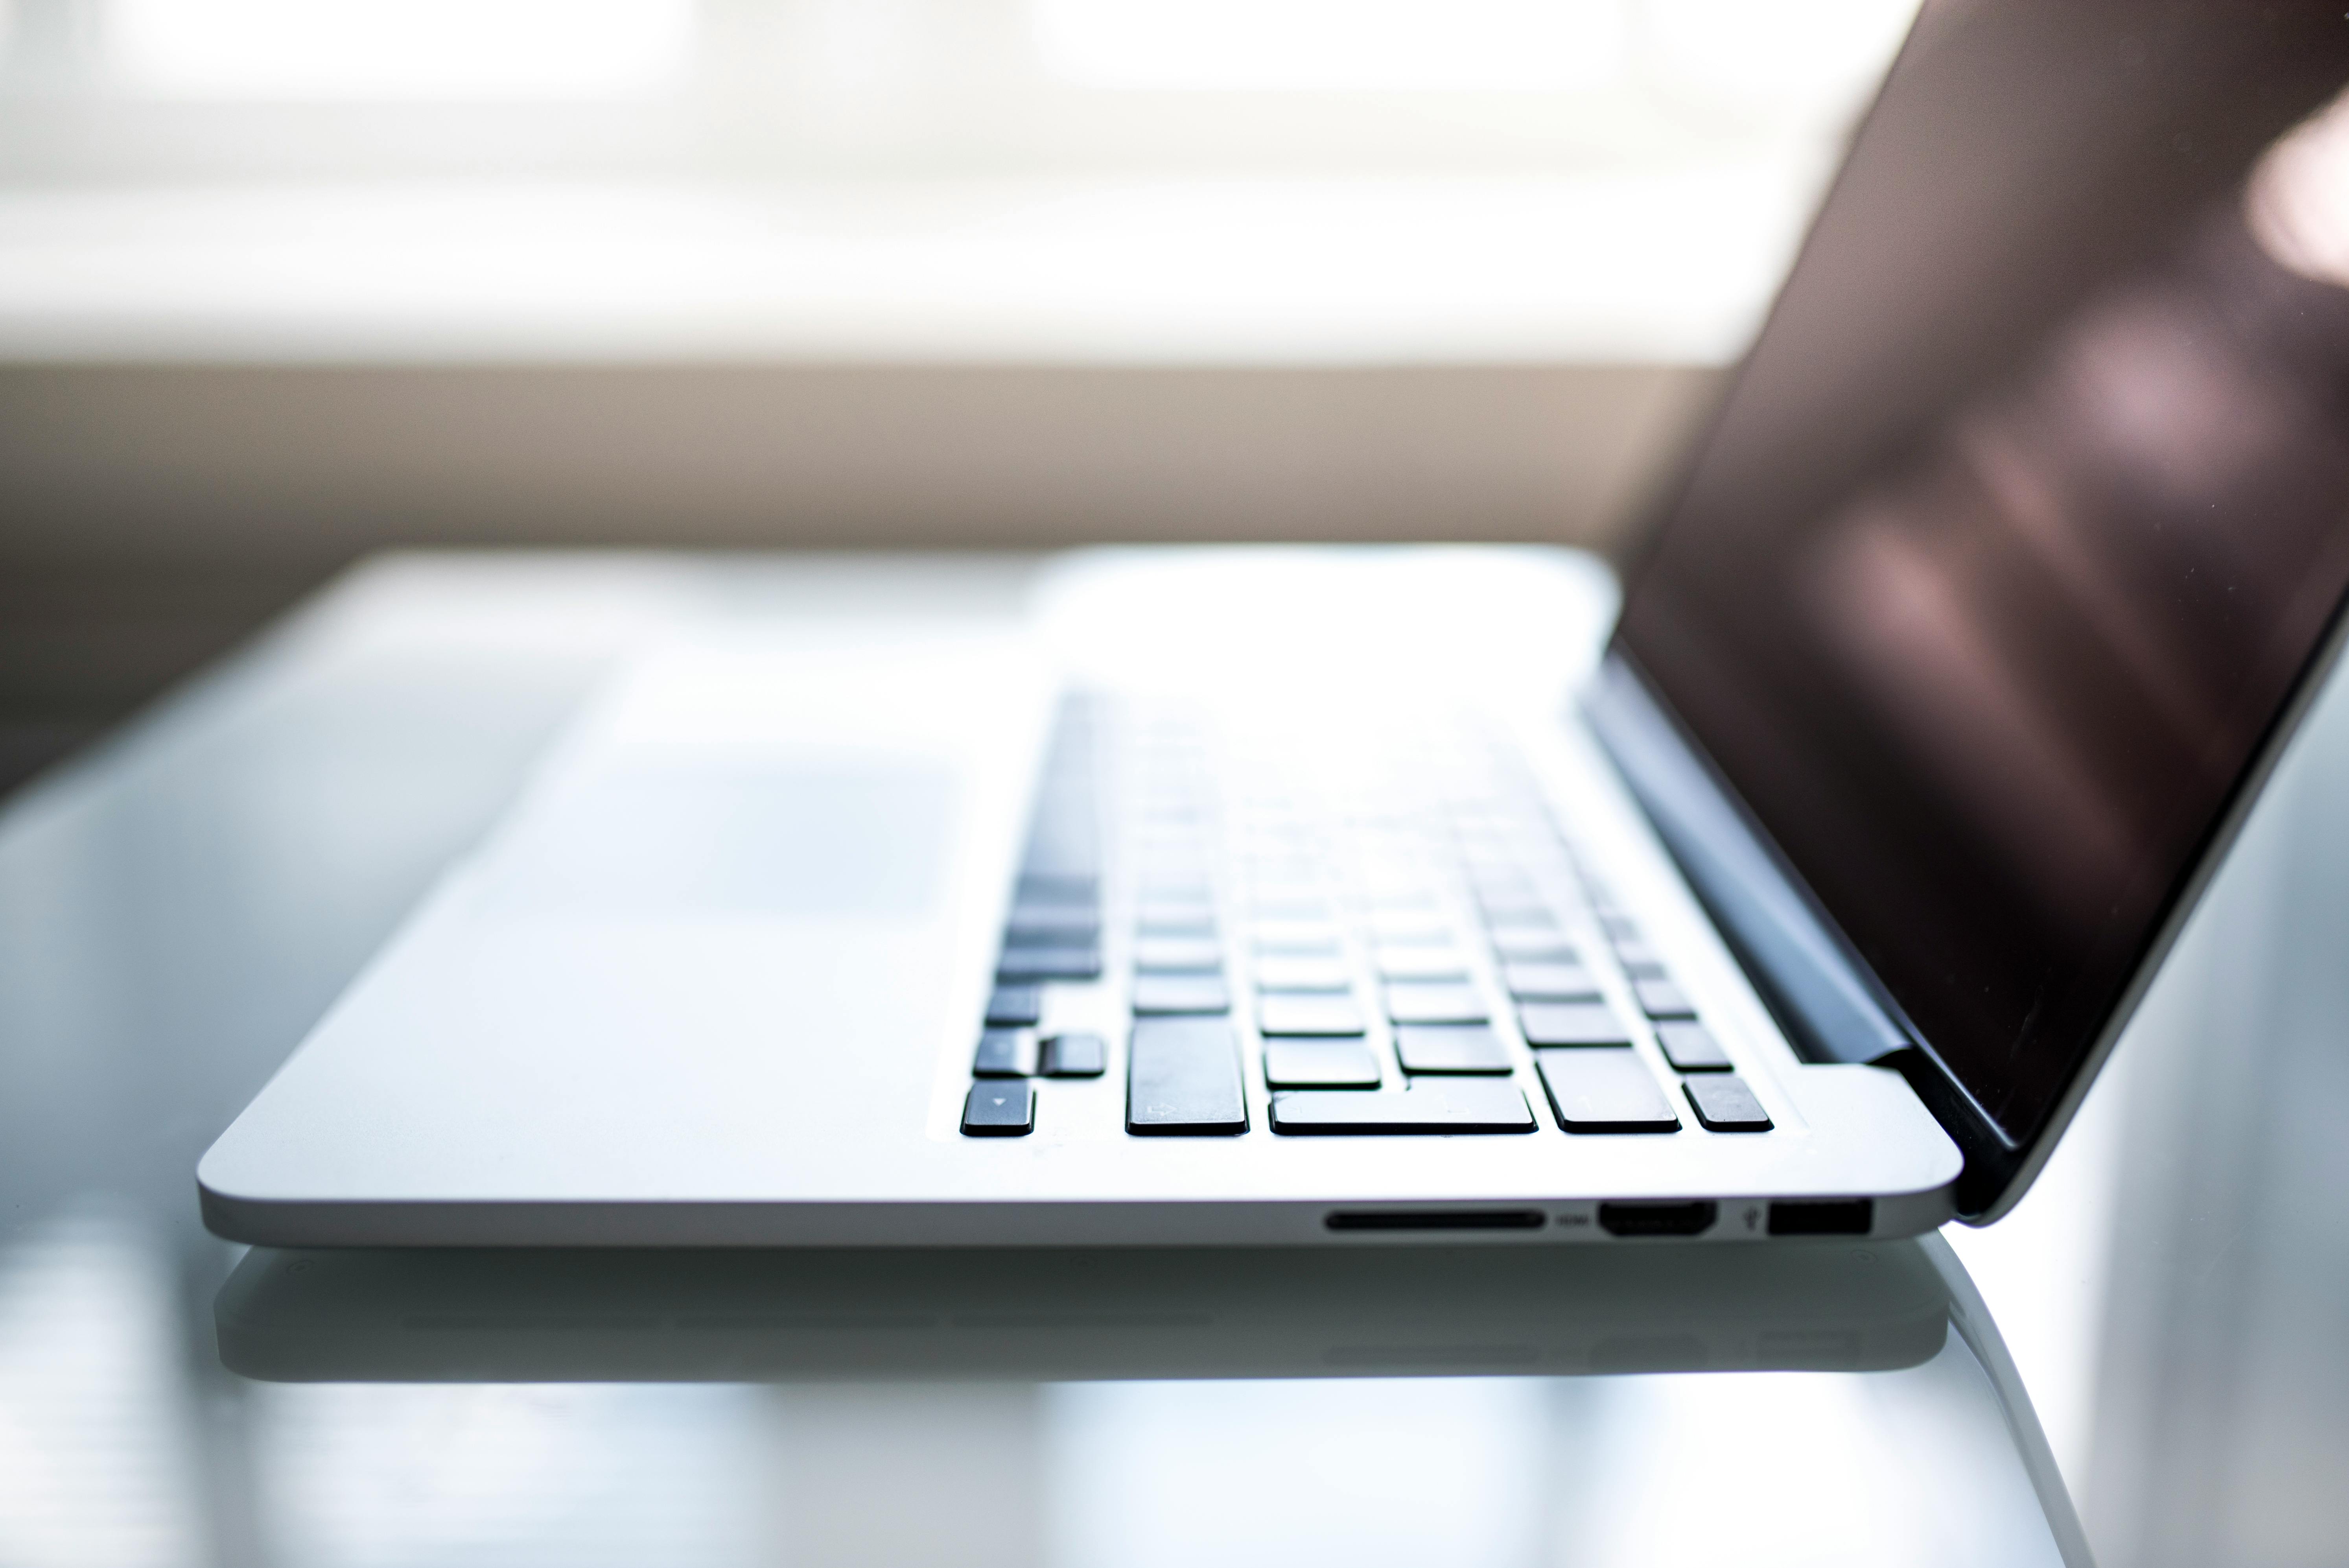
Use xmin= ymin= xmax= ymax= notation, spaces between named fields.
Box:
xmin=2 ymin=552 xmax=2341 ymax=1568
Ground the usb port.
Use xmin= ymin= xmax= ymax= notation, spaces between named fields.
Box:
xmin=1767 ymin=1199 xmax=1874 ymax=1236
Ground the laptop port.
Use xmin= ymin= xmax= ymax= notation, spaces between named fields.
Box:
xmin=1325 ymin=1209 xmax=1546 ymax=1233
xmin=1597 ymin=1200 xmax=1719 ymax=1238
xmin=1767 ymin=1199 xmax=1874 ymax=1236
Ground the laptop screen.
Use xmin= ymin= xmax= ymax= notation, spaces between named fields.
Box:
xmin=1614 ymin=0 xmax=2349 ymax=1148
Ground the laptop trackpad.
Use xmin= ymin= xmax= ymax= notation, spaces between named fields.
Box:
xmin=486 ymin=759 xmax=954 ymax=917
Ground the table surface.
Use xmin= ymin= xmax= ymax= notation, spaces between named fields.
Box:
xmin=2 ymin=552 xmax=2342 ymax=1568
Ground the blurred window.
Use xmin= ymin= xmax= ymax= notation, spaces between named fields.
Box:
xmin=1031 ymin=0 xmax=1628 ymax=92
xmin=0 ymin=0 xmax=1919 ymax=174
xmin=0 ymin=0 xmax=1918 ymax=363
xmin=104 ymin=0 xmax=696 ymax=100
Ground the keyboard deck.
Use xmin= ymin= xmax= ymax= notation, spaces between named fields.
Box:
xmin=960 ymin=695 xmax=1773 ymax=1140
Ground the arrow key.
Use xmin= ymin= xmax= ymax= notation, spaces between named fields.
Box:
xmin=962 ymin=1081 xmax=1036 ymax=1136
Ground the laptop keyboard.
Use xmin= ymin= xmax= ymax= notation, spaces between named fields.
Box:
xmin=959 ymin=694 xmax=1774 ymax=1139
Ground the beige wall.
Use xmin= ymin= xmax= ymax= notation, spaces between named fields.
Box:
xmin=0 ymin=359 xmax=1718 ymax=567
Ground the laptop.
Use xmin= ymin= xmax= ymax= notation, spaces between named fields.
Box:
xmin=199 ymin=0 xmax=2349 ymax=1246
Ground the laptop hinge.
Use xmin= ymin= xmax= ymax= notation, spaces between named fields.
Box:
xmin=1581 ymin=654 xmax=1910 ymax=1067
xmin=1582 ymin=653 xmax=2019 ymax=1211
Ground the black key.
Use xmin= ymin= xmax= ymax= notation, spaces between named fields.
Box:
xmin=1135 ymin=937 xmax=1223 ymax=973
xmin=1473 ymin=894 xmax=1547 ymax=925
xmin=1518 ymin=1001 xmax=1632 ymax=1048
xmin=1685 ymin=1075 xmax=1772 ymax=1132
xmin=973 ymin=1029 xmax=1035 ymax=1078
xmin=1611 ymin=938 xmax=1667 ymax=978
xmin=1137 ymin=907 xmax=1218 ymax=937
xmin=985 ymin=985 xmax=1042 ymax=1028
xmin=1128 ymin=1018 xmax=1248 ymax=1134
xmin=1258 ymin=994 xmax=1367 ymax=1037
xmin=1003 ymin=907 xmax=1099 ymax=947
xmin=1270 ymin=1081 xmax=1535 ymax=1134
xmin=1502 ymin=961 xmax=1600 ymax=1001
xmin=1394 ymin=1023 xmax=1514 ymax=1074
xmin=1251 ymin=897 xmax=1333 ymax=922
xmin=1255 ymin=955 xmax=1353 ymax=993
xmin=1253 ymin=924 xmax=1343 ymax=956
xmin=1263 ymin=1039 xmax=1383 ymax=1088
xmin=1040 ymin=1031 xmax=1108 ymax=1077
xmin=1383 ymin=983 xmax=1489 ymax=1026
xmin=1017 ymin=873 xmax=1097 ymax=906
xmin=962 ymin=1081 xmax=1035 ymax=1136
xmin=1133 ymin=973 xmax=1231 ymax=1015
xmin=1635 ymin=978 xmax=1697 ymax=1019
xmin=1654 ymin=1020 xmax=1732 ymax=1072
xmin=996 ymin=946 xmax=1102 ymax=983
xmin=1490 ymin=930 xmax=1578 ymax=964
xmin=1374 ymin=946 xmax=1470 ymax=983
xmin=1367 ymin=914 xmax=1451 ymax=947
xmin=1535 ymin=1049 xmax=1679 ymax=1133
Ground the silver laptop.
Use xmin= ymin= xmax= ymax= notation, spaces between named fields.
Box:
xmin=199 ymin=0 xmax=2349 ymax=1247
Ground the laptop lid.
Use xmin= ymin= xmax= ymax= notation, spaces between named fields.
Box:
xmin=1598 ymin=0 xmax=2349 ymax=1218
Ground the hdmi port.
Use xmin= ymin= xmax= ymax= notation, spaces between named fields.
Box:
xmin=1597 ymin=1200 xmax=1719 ymax=1238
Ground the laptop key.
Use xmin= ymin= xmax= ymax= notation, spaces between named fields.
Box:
xmin=1684 ymin=1074 xmax=1772 ymax=1131
xmin=1394 ymin=1023 xmax=1513 ymax=1074
xmin=1263 ymin=1039 xmax=1384 ymax=1088
xmin=1383 ymin=983 xmax=1490 ymax=1026
xmin=1489 ymin=930 xmax=1578 ymax=964
xmin=962 ymin=1082 xmax=1036 ymax=1137
xmin=1654 ymin=1020 xmax=1732 ymax=1072
xmin=1635 ymin=978 xmax=1697 ymax=1019
xmin=1003 ymin=907 xmax=1099 ymax=947
xmin=1017 ymin=873 xmax=1097 ymax=907
xmin=1251 ymin=896 xmax=1333 ymax=922
xmin=1255 ymin=955 xmax=1353 ymax=993
xmin=1137 ymin=907 xmax=1218 ymax=938
xmin=1469 ymin=877 xmax=1542 ymax=907
xmin=1258 ymin=994 xmax=1367 ymax=1037
xmin=1374 ymin=946 xmax=1472 ymax=983
xmin=1611 ymin=938 xmax=1667 ymax=978
xmin=1128 ymin=1019 xmax=1249 ymax=1135
xmin=1535 ymin=1049 xmax=1679 ymax=1133
xmin=1040 ymin=1031 xmax=1108 ymax=1078
xmin=1133 ymin=974 xmax=1231 ymax=1015
xmin=1253 ymin=923 xmax=1343 ymax=956
xmin=1135 ymin=937 xmax=1224 ymax=973
xmin=1518 ymin=1001 xmax=1633 ymax=1048
xmin=1502 ymin=961 xmax=1601 ymax=1001
xmin=1367 ymin=915 xmax=1452 ymax=947
xmin=996 ymin=946 xmax=1102 ymax=983
xmin=973 ymin=1028 xmax=1035 ymax=1078
xmin=985 ymin=985 xmax=1043 ymax=1028
xmin=1269 ymin=1080 xmax=1535 ymax=1134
